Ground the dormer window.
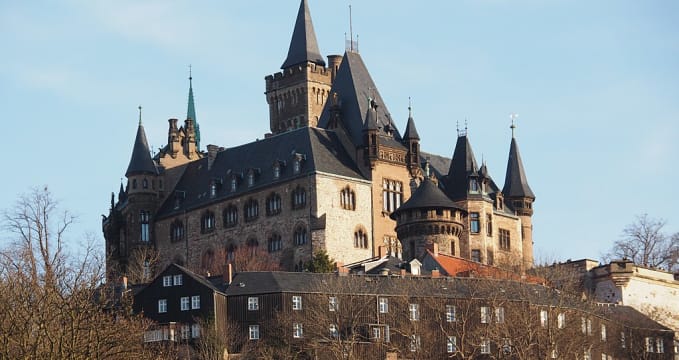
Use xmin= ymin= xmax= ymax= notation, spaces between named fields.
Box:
xmin=469 ymin=179 xmax=479 ymax=193
xmin=273 ymin=166 xmax=281 ymax=179
xmin=173 ymin=191 xmax=186 ymax=210
xmin=293 ymin=160 xmax=301 ymax=174
xmin=230 ymin=177 xmax=237 ymax=192
xmin=210 ymin=182 xmax=217 ymax=198
xmin=247 ymin=173 xmax=255 ymax=187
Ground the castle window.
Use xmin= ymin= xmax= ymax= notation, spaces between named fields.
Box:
xmin=230 ymin=178 xmax=237 ymax=192
xmin=294 ymin=226 xmax=308 ymax=246
xmin=354 ymin=228 xmax=368 ymax=249
xmin=226 ymin=244 xmax=236 ymax=262
xmin=470 ymin=213 xmax=480 ymax=233
xmin=268 ymin=233 xmax=282 ymax=253
xmin=247 ymin=173 xmax=255 ymax=187
xmin=292 ymin=186 xmax=307 ymax=209
xmin=486 ymin=215 xmax=493 ymax=236
xmin=170 ymin=220 xmax=184 ymax=242
xmin=471 ymin=249 xmax=481 ymax=262
xmin=340 ymin=186 xmax=356 ymax=210
xmin=293 ymin=160 xmax=301 ymax=174
xmin=273 ymin=165 xmax=281 ymax=179
xmin=382 ymin=179 xmax=403 ymax=213
xmin=200 ymin=211 xmax=216 ymax=233
xmin=499 ymin=229 xmax=510 ymax=250
xmin=143 ymin=178 xmax=148 ymax=189
xmin=223 ymin=205 xmax=238 ymax=228
xmin=140 ymin=211 xmax=150 ymax=242
xmin=246 ymin=238 xmax=258 ymax=256
xmin=244 ymin=199 xmax=259 ymax=222
xmin=201 ymin=249 xmax=215 ymax=273
xmin=469 ymin=179 xmax=478 ymax=193
xmin=210 ymin=182 xmax=217 ymax=198
xmin=266 ymin=193 xmax=282 ymax=216
xmin=132 ymin=179 xmax=137 ymax=189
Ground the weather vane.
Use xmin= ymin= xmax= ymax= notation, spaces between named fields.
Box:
xmin=509 ymin=113 xmax=519 ymax=137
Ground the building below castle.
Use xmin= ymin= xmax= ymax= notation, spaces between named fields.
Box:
xmin=102 ymin=0 xmax=536 ymax=281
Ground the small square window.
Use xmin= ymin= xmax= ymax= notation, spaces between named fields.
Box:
xmin=248 ymin=297 xmax=259 ymax=311
xmin=191 ymin=295 xmax=200 ymax=310
xmin=162 ymin=276 xmax=172 ymax=287
xmin=480 ymin=338 xmax=491 ymax=354
xmin=173 ymin=274 xmax=183 ymax=286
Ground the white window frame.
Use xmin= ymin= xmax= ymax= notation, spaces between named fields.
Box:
xmin=447 ymin=336 xmax=457 ymax=353
xmin=329 ymin=324 xmax=339 ymax=338
xmin=173 ymin=274 xmax=183 ymax=286
xmin=191 ymin=295 xmax=200 ymax=310
xmin=557 ymin=312 xmax=565 ymax=329
xmin=292 ymin=295 xmax=302 ymax=311
xmin=409 ymin=303 xmax=419 ymax=321
xmin=249 ymin=325 xmax=260 ymax=340
xmin=180 ymin=296 xmax=190 ymax=311
xmin=293 ymin=323 xmax=303 ymax=338
xmin=181 ymin=324 xmax=190 ymax=339
xmin=495 ymin=307 xmax=505 ymax=323
xmin=481 ymin=306 xmax=490 ymax=324
xmin=248 ymin=297 xmax=259 ymax=311
xmin=162 ymin=276 xmax=172 ymax=287
xmin=158 ymin=299 xmax=167 ymax=313
xmin=379 ymin=297 xmax=388 ymax=314
xmin=446 ymin=305 xmax=456 ymax=322
xmin=191 ymin=323 xmax=200 ymax=338
xmin=540 ymin=309 xmax=548 ymax=327
xmin=329 ymin=296 xmax=338 ymax=312
xmin=656 ymin=338 xmax=664 ymax=353
xmin=646 ymin=337 xmax=654 ymax=352
xmin=410 ymin=334 xmax=421 ymax=352
xmin=601 ymin=324 xmax=607 ymax=341
xmin=480 ymin=338 xmax=491 ymax=354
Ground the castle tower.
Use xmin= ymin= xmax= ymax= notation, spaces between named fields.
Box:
xmin=502 ymin=124 xmax=535 ymax=269
xmin=265 ymin=0 xmax=335 ymax=134
xmin=363 ymin=99 xmax=380 ymax=168
xmin=186 ymin=71 xmax=200 ymax=151
xmin=391 ymin=178 xmax=465 ymax=261
xmin=402 ymin=104 xmax=421 ymax=177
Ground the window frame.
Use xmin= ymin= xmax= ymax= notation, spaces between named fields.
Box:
xmin=249 ymin=325 xmax=260 ymax=340
xmin=158 ymin=299 xmax=167 ymax=313
xmin=180 ymin=296 xmax=190 ymax=311
xmin=292 ymin=295 xmax=303 ymax=311
xmin=191 ymin=295 xmax=200 ymax=310
xmin=248 ymin=297 xmax=259 ymax=311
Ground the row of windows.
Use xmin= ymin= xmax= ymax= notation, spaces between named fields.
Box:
xmin=206 ymin=160 xmax=305 ymax=200
xmin=157 ymin=295 xmax=200 ymax=313
xmin=143 ymin=323 xmax=199 ymax=342
xmin=162 ymin=274 xmax=183 ymax=287
xmin=469 ymin=212 xmax=512 ymax=251
xmin=382 ymin=179 xmax=403 ymax=213
xmin=131 ymin=178 xmax=162 ymax=191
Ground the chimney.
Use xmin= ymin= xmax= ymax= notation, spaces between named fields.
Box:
xmin=336 ymin=261 xmax=348 ymax=276
xmin=223 ymin=263 xmax=233 ymax=285
xmin=400 ymin=268 xmax=407 ymax=277
xmin=431 ymin=269 xmax=440 ymax=278
xmin=327 ymin=55 xmax=343 ymax=83
xmin=427 ymin=242 xmax=439 ymax=257
xmin=207 ymin=144 xmax=220 ymax=170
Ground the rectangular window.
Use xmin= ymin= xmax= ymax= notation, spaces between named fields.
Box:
xmin=645 ymin=337 xmax=654 ymax=352
xmin=292 ymin=295 xmax=302 ymax=310
xmin=191 ymin=295 xmax=200 ymax=310
xmin=499 ymin=228 xmax=510 ymax=250
xmin=370 ymin=324 xmax=390 ymax=342
xmin=173 ymin=274 xmax=182 ymax=286
xmin=480 ymin=338 xmax=491 ymax=354
xmin=410 ymin=335 xmax=421 ymax=352
xmin=181 ymin=324 xmax=190 ymax=339
xmin=470 ymin=212 xmax=480 ymax=233
xmin=180 ymin=297 xmax=190 ymax=311
xmin=447 ymin=336 xmax=457 ymax=353
xmin=379 ymin=297 xmax=389 ymax=314
xmin=583 ymin=348 xmax=591 ymax=360
xmin=495 ymin=307 xmax=505 ymax=323
xmin=293 ymin=323 xmax=303 ymax=338
xmin=329 ymin=296 xmax=338 ymax=312
xmin=382 ymin=179 xmax=403 ymax=213
xmin=191 ymin=323 xmax=200 ymax=338
xmin=620 ymin=331 xmax=626 ymax=348
xmin=446 ymin=305 xmax=456 ymax=322
xmin=656 ymin=338 xmax=663 ymax=353
xmin=140 ymin=211 xmax=150 ymax=242
xmin=248 ymin=297 xmax=259 ymax=311
xmin=158 ymin=299 xmax=167 ymax=313
xmin=471 ymin=249 xmax=481 ymax=262
xmin=329 ymin=324 xmax=339 ymax=338
xmin=601 ymin=324 xmax=606 ymax=341
xmin=557 ymin=313 xmax=565 ymax=329
xmin=409 ymin=303 xmax=419 ymax=321
xmin=162 ymin=276 xmax=172 ymax=287
xmin=249 ymin=325 xmax=260 ymax=340
xmin=540 ymin=309 xmax=548 ymax=327
xmin=481 ymin=306 xmax=490 ymax=323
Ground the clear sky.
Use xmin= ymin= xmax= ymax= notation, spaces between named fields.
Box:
xmin=1 ymin=0 xmax=677 ymax=263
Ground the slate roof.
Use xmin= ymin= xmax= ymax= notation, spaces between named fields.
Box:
xmin=280 ymin=0 xmax=326 ymax=69
xmin=502 ymin=137 xmax=535 ymax=199
xmin=318 ymin=51 xmax=404 ymax=149
xmin=402 ymin=113 xmax=420 ymax=141
xmin=420 ymin=151 xmax=451 ymax=179
xmin=156 ymin=127 xmax=364 ymax=219
xmin=391 ymin=178 xmax=464 ymax=220
xmin=443 ymin=135 xmax=479 ymax=200
xmin=125 ymin=123 xmax=158 ymax=177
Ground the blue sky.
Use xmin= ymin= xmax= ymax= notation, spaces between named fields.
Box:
xmin=1 ymin=0 xmax=677 ymax=263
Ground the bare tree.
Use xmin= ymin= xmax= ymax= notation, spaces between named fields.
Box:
xmin=0 ymin=187 xmax=159 ymax=359
xmin=604 ymin=214 xmax=678 ymax=272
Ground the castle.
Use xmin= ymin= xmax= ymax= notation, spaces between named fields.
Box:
xmin=102 ymin=0 xmax=535 ymax=280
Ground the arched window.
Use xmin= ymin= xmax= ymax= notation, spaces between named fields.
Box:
xmin=266 ymin=193 xmax=282 ymax=216
xmin=246 ymin=238 xmax=258 ymax=256
xmin=226 ymin=244 xmax=236 ymax=262
xmin=268 ymin=233 xmax=282 ymax=253
xmin=201 ymin=211 xmax=216 ymax=233
xmin=230 ymin=177 xmax=237 ymax=192
xmin=170 ymin=219 xmax=184 ymax=242
xmin=354 ymin=227 xmax=368 ymax=249
xmin=340 ymin=186 xmax=356 ymax=210
xmin=382 ymin=179 xmax=403 ymax=213
xmin=223 ymin=205 xmax=238 ymax=228
xmin=294 ymin=226 xmax=308 ymax=246
xmin=244 ymin=199 xmax=259 ymax=222
xmin=142 ymin=178 xmax=148 ymax=189
xmin=140 ymin=210 xmax=150 ymax=242
xmin=132 ymin=179 xmax=137 ymax=189
xmin=292 ymin=186 xmax=306 ymax=209
xmin=273 ymin=165 xmax=281 ymax=179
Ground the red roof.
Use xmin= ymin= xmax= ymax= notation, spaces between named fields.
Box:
xmin=425 ymin=250 xmax=544 ymax=284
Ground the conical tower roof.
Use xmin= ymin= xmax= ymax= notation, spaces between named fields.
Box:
xmin=403 ymin=108 xmax=420 ymax=140
xmin=126 ymin=112 xmax=157 ymax=177
xmin=281 ymin=0 xmax=326 ymax=69
xmin=187 ymin=73 xmax=200 ymax=150
xmin=363 ymin=100 xmax=379 ymax=131
xmin=391 ymin=178 xmax=463 ymax=219
xmin=502 ymin=137 xmax=534 ymax=199
xmin=444 ymin=135 xmax=479 ymax=200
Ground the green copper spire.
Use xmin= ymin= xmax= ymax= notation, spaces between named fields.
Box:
xmin=187 ymin=66 xmax=200 ymax=150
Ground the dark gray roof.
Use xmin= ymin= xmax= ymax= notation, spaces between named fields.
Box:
xmin=420 ymin=151 xmax=451 ymax=179
xmin=318 ymin=52 xmax=403 ymax=149
xmin=280 ymin=0 xmax=325 ymax=69
xmin=125 ymin=124 xmax=157 ymax=177
xmin=402 ymin=114 xmax=420 ymax=141
xmin=391 ymin=178 xmax=464 ymax=219
xmin=443 ymin=135 xmax=479 ymax=200
xmin=502 ymin=137 xmax=535 ymax=199
xmin=363 ymin=101 xmax=379 ymax=131
xmin=156 ymin=127 xmax=364 ymax=219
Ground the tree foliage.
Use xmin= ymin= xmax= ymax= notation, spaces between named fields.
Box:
xmin=0 ymin=187 xmax=158 ymax=359
xmin=605 ymin=214 xmax=679 ymax=272
xmin=305 ymin=250 xmax=336 ymax=273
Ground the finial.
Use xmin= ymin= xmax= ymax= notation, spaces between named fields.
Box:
xmin=349 ymin=4 xmax=353 ymax=52
xmin=138 ymin=105 xmax=142 ymax=125
xmin=408 ymin=97 xmax=412 ymax=118
xmin=509 ymin=113 xmax=519 ymax=138
xmin=456 ymin=120 xmax=460 ymax=136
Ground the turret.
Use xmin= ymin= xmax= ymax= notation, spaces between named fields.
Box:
xmin=502 ymin=121 xmax=535 ymax=269
xmin=167 ymin=118 xmax=180 ymax=157
xmin=126 ymin=107 xmax=158 ymax=195
xmin=363 ymin=99 xmax=379 ymax=168
xmin=444 ymin=132 xmax=482 ymax=202
xmin=184 ymin=117 xmax=197 ymax=158
xmin=402 ymin=103 xmax=420 ymax=176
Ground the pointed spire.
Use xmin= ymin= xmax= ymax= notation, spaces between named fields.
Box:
xmin=363 ymin=99 xmax=379 ymax=131
xmin=503 ymin=136 xmax=535 ymax=199
xmin=403 ymin=98 xmax=420 ymax=141
xmin=126 ymin=108 xmax=157 ymax=177
xmin=187 ymin=66 xmax=200 ymax=150
xmin=281 ymin=0 xmax=326 ymax=69
xmin=445 ymin=135 xmax=480 ymax=200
